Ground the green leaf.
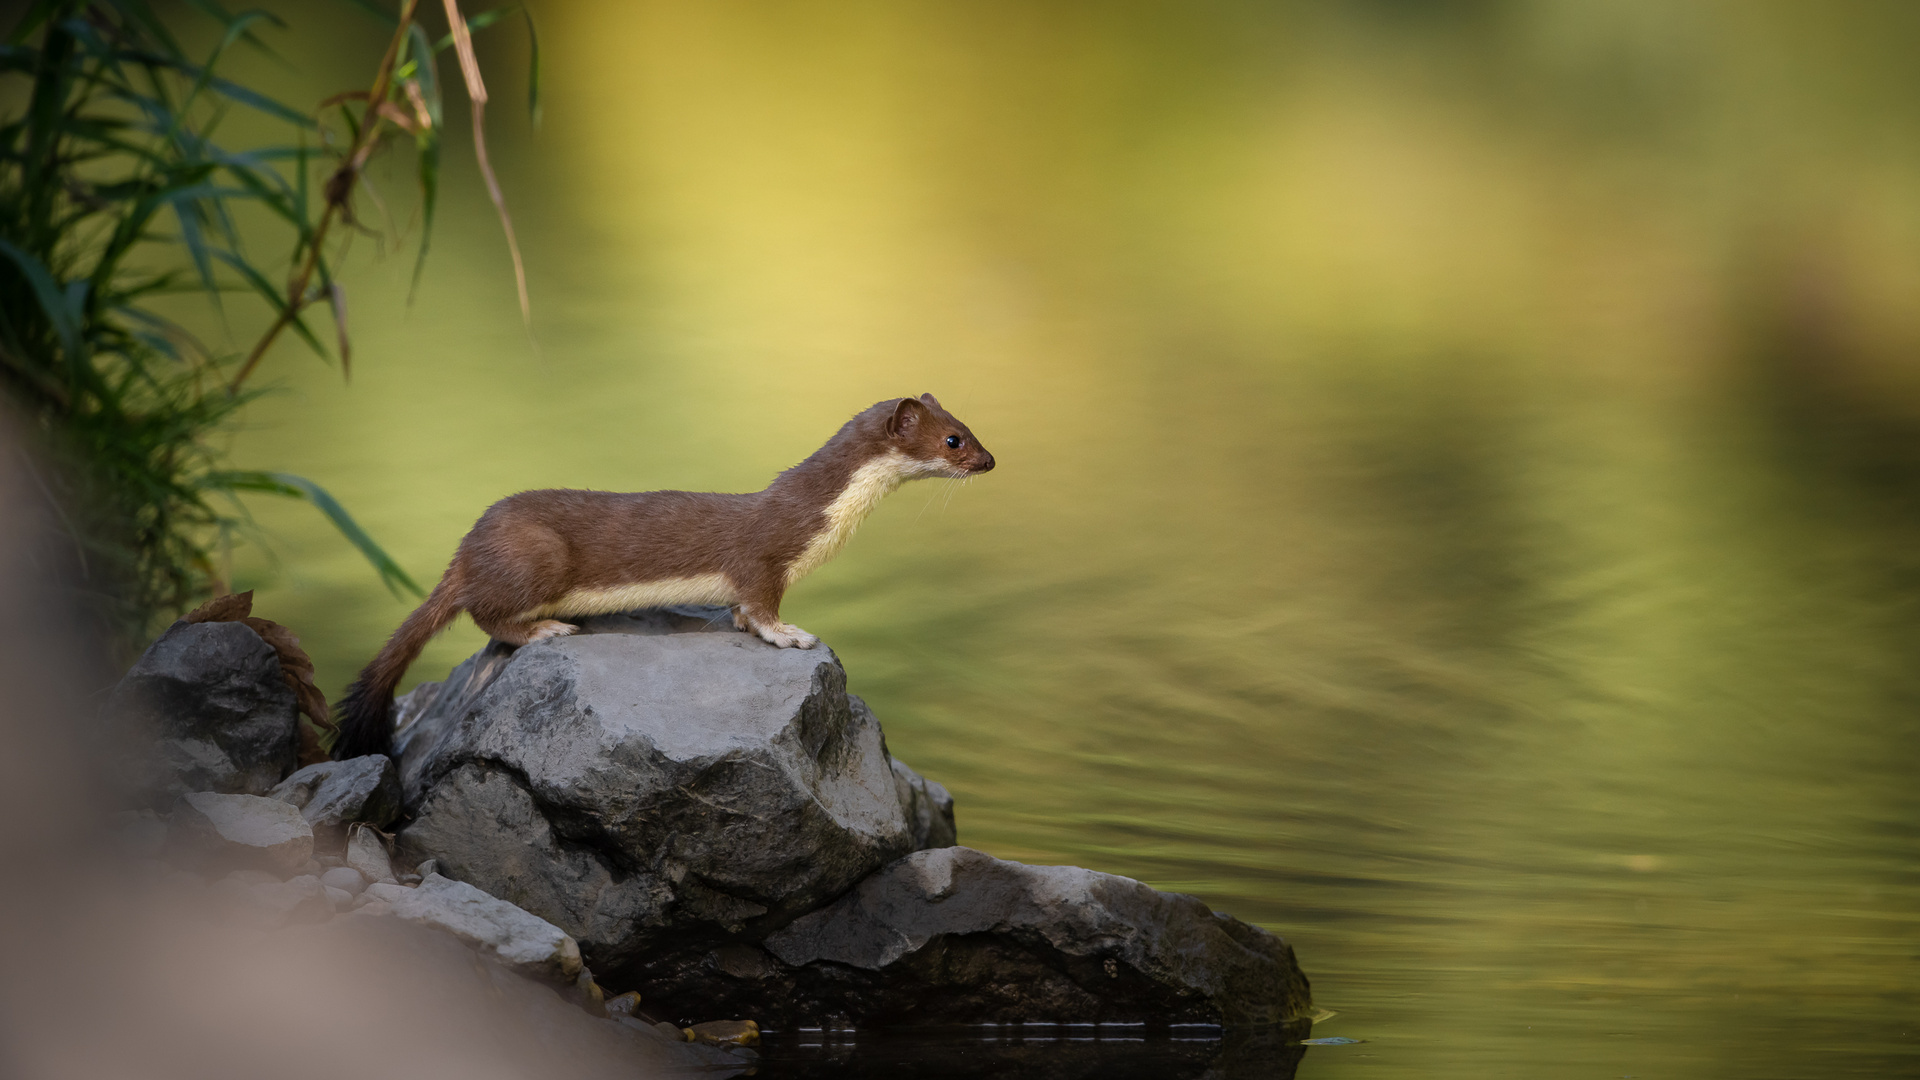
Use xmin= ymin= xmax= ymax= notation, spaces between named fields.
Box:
xmin=433 ymin=4 xmax=520 ymax=52
xmin=0 ymin=238 xmax=83 ymax=359
xmin=179 ymin=0 xmax=286 ymax=61
xmin=202 ymin=71 xmax=314 ymax=127
xmin=407 ymin=23 xmax=443 ymax=128
xmin=5 ymin=0 xmax=63 ymax=46
xmin=410 ymin=126 xmax=438 ymax=298
xmin=204 ymin=470 xmax=424 ymax=598
xmin=209 ymin=249 xmax=328 ymax=359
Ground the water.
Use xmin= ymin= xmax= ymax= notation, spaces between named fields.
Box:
xmin=216 ymin=3 xmax=1920 ymax=1075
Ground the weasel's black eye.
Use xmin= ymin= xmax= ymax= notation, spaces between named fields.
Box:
xmin=945 ymin=435 xmax=962 ymax=449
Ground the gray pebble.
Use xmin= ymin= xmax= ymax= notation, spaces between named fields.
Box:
xmin=319 ymin=866 xmax=367 ymax=895
xmin=325 ymin=885 xmax=356 ymax=911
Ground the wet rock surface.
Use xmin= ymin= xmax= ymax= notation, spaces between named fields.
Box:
xmin=888 ymin=744 xmax=958 ymax=851
xmin=639 ymin=846 xmax=1311 ymax=1028
xmin=391 ymin=606 xmax=922 ymax=983
xmin=269 ymin=755 xmax=401 ymax=834
xmin=107 ymin=621 xmax=299 ymax=801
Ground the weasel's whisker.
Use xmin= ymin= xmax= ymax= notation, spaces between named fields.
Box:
xmin=915 ymin=482 xmax=944 ymax=523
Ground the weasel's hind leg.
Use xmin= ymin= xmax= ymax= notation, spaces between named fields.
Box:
xmin=733 ymin=602 xmax=818 ymax=650
xmin=472 ymin=614 xmax=578 ymax=646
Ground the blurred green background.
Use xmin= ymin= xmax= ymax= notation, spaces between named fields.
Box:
xmin=198 ymin=2 xmax=1920 ymax=1075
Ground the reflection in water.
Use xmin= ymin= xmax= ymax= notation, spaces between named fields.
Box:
xmin=754 ymin=1024 xmax=1309 ymax=1080
xmin=217 ymin=3 xmax=1920 ymax=1076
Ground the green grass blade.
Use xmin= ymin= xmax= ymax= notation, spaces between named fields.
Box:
xmin=209 ymin=249 xmax=329 ymax=358
xmin=433 ymin=5 xmax=520 ymax=52
xmin=205 ymin=470 xmax=424 ymax=598
xmin=0 ymin=238 xmax=82 ymax=359
xmin=201 ymin=69 xmax=314 ymax=126
xmin=5 ymin=0 xmax=63 ymax=46
xmin=409 ymin=126 xmax=438 ymax=298
xmin=407 ymin=23 xmax=442 ymax=126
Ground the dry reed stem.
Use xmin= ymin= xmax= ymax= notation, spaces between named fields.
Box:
xmin=443 ymin=0 xmax=531 ymax=327
xmin=226 ymin=0 xmax=422 ymax=396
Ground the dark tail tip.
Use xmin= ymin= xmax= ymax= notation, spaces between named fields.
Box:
xmin=332 ymin=677 xmax=394 ymax=760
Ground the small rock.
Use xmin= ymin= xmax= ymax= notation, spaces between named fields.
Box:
xmin=384 ymin=874 xmax=583 ymax=984
xmin=415 ymin=859 xmax=439 ymax=878
xmin=397 ymin=873 xmax=422 ymax=886
xmin=268 ymin=756 xmax=402 ymax=832
xmin=684 ymin=1020 xmax=759 ymax=1047
xmin=345 ymin=824 xmax=396 ymax=885
xmin=574 ymin=969 xmax=605 ymax=1014
xmin=363 ymin=882 xmax=412 ymax=905
xmin=605 ymin=991 xmax=643 ymax=1017
xmin=170 ymin=792 xmax=313 ymax=876
xmin=320 ymin=867 xmax=367 ymax=895
xmin=325 ymin=885 xmax=356 ymax=911
xmin=713 ymin=945 xmax=776 ymax=981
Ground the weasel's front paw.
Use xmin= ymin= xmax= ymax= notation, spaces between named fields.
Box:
xmin=528 ymin=620 xmax=578 ymax=642
xmin=756 ymin=623 xmax=819 ymax=649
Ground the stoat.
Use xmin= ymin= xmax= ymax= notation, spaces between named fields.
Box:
xmin=331 ymin=394 xmax=995 ymax=760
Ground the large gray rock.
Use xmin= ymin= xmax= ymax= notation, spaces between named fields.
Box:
xmin=740 ymin=847 xmax=1311 ymax=1028
xmin=270 ymin=755 xmax=401 ymax=834
xmin=169 ymin=791 xmax=313 ymax=875
xmin=106 ymin=621 xmax=299 ymax=801
xmin=392 ymin=607 xmax=919 ymax=983
xmin=885 ymin=743 xmax=957 ymax=850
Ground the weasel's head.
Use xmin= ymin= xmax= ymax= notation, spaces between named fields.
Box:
xmin=884 ymin=394 xmax=996 ymax=478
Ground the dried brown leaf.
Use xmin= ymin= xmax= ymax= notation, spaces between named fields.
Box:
xmin=403 ymin=78 xmax=433 ymax=131
xmin=243 ymin=616 xmax=333 ymax=731
xmin=182 ymin=590 xmax=253 ymax=623
xmin=374 ymin=99 xmax=421 ymax=135
xmin=297 ymin=720 xmax=329 ymax=768
xmin=317 ymin=90 xmax=371 ymax=110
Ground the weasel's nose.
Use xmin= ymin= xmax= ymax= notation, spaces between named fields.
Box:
xmin=974 ymin=452 xmax=996 ymax=473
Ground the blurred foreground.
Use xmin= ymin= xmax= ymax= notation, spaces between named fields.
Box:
xmin=50 ymin=3 xmax=1920 ymax=1076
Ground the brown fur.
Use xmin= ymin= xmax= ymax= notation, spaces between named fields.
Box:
xmin=332 ymin=395 xmax=993 ymax=759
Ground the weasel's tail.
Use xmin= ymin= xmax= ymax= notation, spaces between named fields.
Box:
xmin=332 ymin=572 xmax=464 ymax=760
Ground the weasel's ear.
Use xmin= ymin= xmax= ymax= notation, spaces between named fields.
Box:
xmin=887 ymin=396 xmax=928 ymax=437
xmin=918 ymin=392 xmax=943 ymax=411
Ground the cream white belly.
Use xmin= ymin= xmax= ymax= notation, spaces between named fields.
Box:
xmin=784 ymin=450 xmax=934 ymax=587
xmin=515 ymin=573 xmax=735 ymax=621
